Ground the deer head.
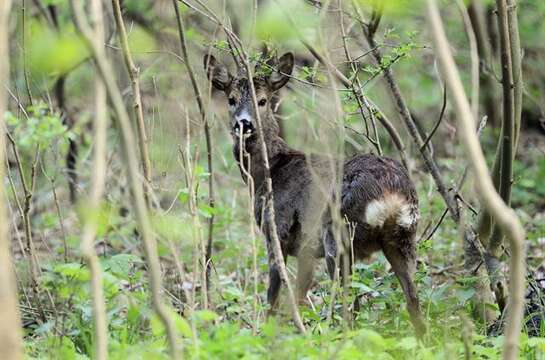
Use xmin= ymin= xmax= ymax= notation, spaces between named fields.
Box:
xmin=203 ymin=52 xmax=294 ymax=140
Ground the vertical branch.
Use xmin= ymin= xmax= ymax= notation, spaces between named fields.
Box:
xmin=468 ymin=0 xmax=501 ymax=126
xmin=69 ymin=1 xmax=179 ymax=358
xmin=426 ymin=2 xmax=525 ymax=359
xmin=111 ymin=0 xmax=153 ymax=207
xmin=171 ymin=0 xmax=215 ymax=307
xmin=21 ymin=0 xmax=34 ymax=106
xmin=0 ymin=0 xmax=24 ymax=357
xmin=79 ymin=0 xmax=109 ymax=358
xmin=484 ymin=0 xmax=517 ymax=311
xmin=469 ymin=0 xmax=502 ymax=246
xmin=455 ymin=0 xmax=480 ymax=120
xmin=506 ymin=0 xmax=522 ymax=149
xmin=6 ymin=134 xmax=42 ymax=311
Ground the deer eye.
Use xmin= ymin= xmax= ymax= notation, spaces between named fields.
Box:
xmin=228 ymin=97 xmax=236 ymax=106
xmin=258 ymin=98 xmax=267 ymax=107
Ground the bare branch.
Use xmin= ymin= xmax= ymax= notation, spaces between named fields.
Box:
xmin=426 ymin=2 xmax=525 ymax=359
xmin=420 ymin=84 xmax=447 ymax=153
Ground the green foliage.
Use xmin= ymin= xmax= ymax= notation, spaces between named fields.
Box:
xmin=27 ymin=21 xmax=88 ymax=77
xmin=254 ymin=0 xmax=317 ymax=44
xmin=5 ymin=101 xmax=72 ymax=152
xmin=355 ymin=0 xmax=424 ymax=15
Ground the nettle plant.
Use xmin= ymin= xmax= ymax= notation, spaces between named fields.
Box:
xmin=5 ymin=101 xmax=74 ymax=153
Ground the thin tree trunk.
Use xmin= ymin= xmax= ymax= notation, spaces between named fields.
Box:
xmin=427 ymin=3 xmax=525 ymax=359
xmin=0 ymin=0 xmax=24 ymax=357
xmin=79 ymin=0 xmax=109 ymax=358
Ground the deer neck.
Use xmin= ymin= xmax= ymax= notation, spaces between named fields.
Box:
xmin=234 ymin=113 xmax=292 ymax=188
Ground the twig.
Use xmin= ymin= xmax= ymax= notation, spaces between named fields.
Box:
xmin=0 ymin=0 xmax=24 ymax=356
xmin=420 ymin=83 xmax=447 ymax=153
xmin=425 ymin=208 xmax=449 ymax=242
xmin=338 ymin=3 xmax=381 ymax=155
xmin=426 ymin=3 xmax=525 ymax=359
xmin=69 ymin=1 xmax=179 ymax=358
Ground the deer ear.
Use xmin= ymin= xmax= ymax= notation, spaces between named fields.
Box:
xmin=203 ymin=54 xmax=232 ymax=91
xmin=268 ymin=52 xmax=294 ymax=91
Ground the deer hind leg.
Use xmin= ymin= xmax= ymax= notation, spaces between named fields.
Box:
xmin=382 ymin=238 xmax=426 ymax=336
xmin=267 ymin=241 xmax=286 ymax=315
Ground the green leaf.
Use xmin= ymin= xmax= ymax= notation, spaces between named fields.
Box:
xmin=54 ymin=262 xmax=89 ymax=281
xmin=254 ymin=0 xmax=317 ymax=43
xmin=107 ymin=254 xmax=142 ymax=279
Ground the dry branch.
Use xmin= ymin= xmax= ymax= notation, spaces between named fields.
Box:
xmin=426 ymin=2 xmax=525 ymax=358
xmin=111 ymin=0 xmax=153 ymax=207
xmin=0 ymin=0 xmax=24 ymax=357
xmin=69 ymin=1 xmax=179 ymax=358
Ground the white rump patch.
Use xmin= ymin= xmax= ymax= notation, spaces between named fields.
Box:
xmin=365 ymin=194 xmax=419 ymax=228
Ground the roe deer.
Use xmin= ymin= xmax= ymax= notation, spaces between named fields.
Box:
xmin=204 ymin=52 xmax=426 ymax=335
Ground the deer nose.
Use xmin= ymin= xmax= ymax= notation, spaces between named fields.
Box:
xmin=233 ymin=119 xmax=254 ymax=135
